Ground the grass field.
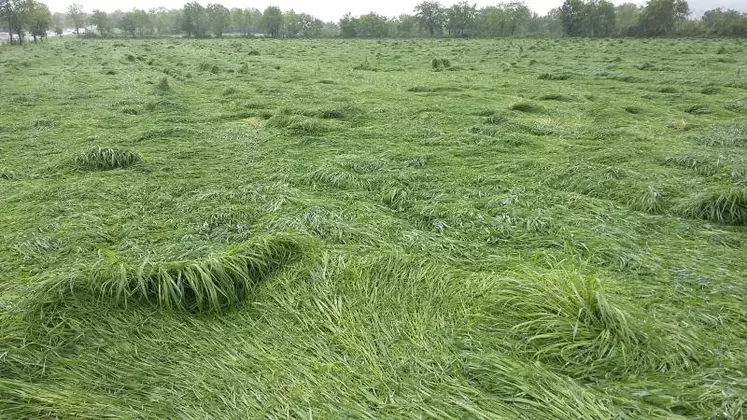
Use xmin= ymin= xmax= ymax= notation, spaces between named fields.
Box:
xmin=1 ymin=37 xmax=746 ymax=418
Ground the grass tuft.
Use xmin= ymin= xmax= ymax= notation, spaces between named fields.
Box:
xmin=629 ymin=186 xmax=667 ymax=214
xmin=510 ymin=102 xmax=544 ymax=113
xmin=680 ymin=186 xmax=747 ymax=225
xmin=75 ymin=147 xmax=142 ymax=171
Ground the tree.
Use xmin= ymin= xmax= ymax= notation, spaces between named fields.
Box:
xmin=132 ymin=9 xmax=150 ymax=37
xmin=504 ymin=2 xmax=531 ymax=36
xmin=446 ymin=1 xmax=477 ymax=37
xmin=207 ymin=3 xmax=230 ymax=37
xmin=560 ymin=0 xmax=587 ymax=36
xmin=6 ymin=0 xmax=32 ymax=44
xmin=182 ymin=2 xmax=206 ymax=38
xmin=120 ymin=11 xmax=136 ymax=37
xmin=298 ymin=13 xmax=321 ymax=37
xmin=616 ymin=3 xmax=642 ymax=35
xmin=27 ymin=0 xmax=50 ymax=42
xmin=357 ymin=12 xmax=389 ymax=37
xmin=67 ymin=3 xmax=84 ymax=35
xmin=261 ymin=6 xmax=282 ymax=37
xmin=284 ymin=9 xmax=299 ymax=37
xmin=560 ymin=0 xmax=615 ymax=37
xmin=395 ymin=14 xmax=418 ymax=37
xmin=702 ymin=8 xmax=747 ymax=37
xmin=639 ymin=0 xmax=689 ymax=36
xmin=231 ymin=8 xmax=251 ymax=36
xmin=91 ymin=9 xmax=111 ymax=36
xmin=586 ymin=0 xmax=616 ymax=37
xmin=414 ymin=1 xmax=445 ymax=37
xmin=339 ymin=12 xmax=357 ymax=37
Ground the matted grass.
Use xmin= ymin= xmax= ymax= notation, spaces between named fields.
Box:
xmin=1 ymin=37 xmax=746 ymax=418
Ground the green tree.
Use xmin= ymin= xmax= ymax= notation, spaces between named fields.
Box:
xmin=182 ymin=2 xmax=206 ymax=38
xmin=616 ymin=3 xmax=641 ymax=35
xmin=67 ymin=3 xmax=84 ymax=35
xmin=6 ymin=0 xmax=32 ymax=44
xmin=206 ymin=3 xmax=229 ymax=37
xmin=639 ymin=0 xmax=689 ymax=36
xmin=587 ymin=0 xmax=616 ymax=37
xmin=298 ymin=13 xmax=321 ymax=37
xmin=395 ymin=14 xmax=418 ymax=37
xmin=446 ymin=1 xmax=477 ymax=37
xmin=284 ymin=9 xmax=299 ymax=37
xmin=231 ymin=8 xmax=251 ymax=36
xmin=339 ymin=12 xmax=357 ymax=37
xmin=261 ymin=6 xmax=283 ymax=37
xmin=702 ymin=8 xmax=747 ymax=37
xmin=27 ymin=0 xmax=50 ymax=41
xmin=132 ymin=9 xmax=150 ymax=37
xmin=505 ymin=2 xmax=531 ymax=36
xmin=120 ymin=11 xmax=136 ymax=37
xmin=91 ymin=9 xmax=111 ymax=36
xmin=357 ymin=12 xmax=389 ymax=37
xmin=414 ymin=1 xmax=445 ymax=37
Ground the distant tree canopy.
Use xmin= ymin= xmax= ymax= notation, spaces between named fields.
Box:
xmin=2 ymin=0 xmax=747 ymax=44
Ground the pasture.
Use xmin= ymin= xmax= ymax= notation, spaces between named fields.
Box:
xmin=1 ymin=37 xmax=746 ymax=418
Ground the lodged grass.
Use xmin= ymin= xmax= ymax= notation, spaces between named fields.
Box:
xmin=74 ymin=147 xmax=142 ymax=171
xmin=1 ymin=37 xmax=746 ymax=419
xmin=38 ymin=234 xmax=306 ymax=312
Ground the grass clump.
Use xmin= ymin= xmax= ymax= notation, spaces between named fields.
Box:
xmin=480 ymin=274 xmax=696 ymax=376
xmin=684 ymin=104 xmax=709 ymax=115
xmin=538 ymin=93 xmax=573 ymax=102
xmin=538 ymin=72 xmax=571 ymax=80
xmin=680 ymin=186 xmax=747 ymax=225
xmin=629 ymin=186 xmax=667 ymax=214
xmin=431 ymin=58 xmax=451 ymax=70
xmin=510 ymin=102 xmax=544 ymax=113
xmin=155 ymin=77 xmax=171 ymax=94
xmin=75 ymin=147 xmax=142 ymax=171
xmin=266 ymin=114 xmax=328 ymax=135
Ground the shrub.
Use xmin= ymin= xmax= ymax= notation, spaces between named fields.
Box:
xmin=75 ymin=147 xmax=142 ymax=171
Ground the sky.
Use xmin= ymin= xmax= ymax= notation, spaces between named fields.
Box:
xmin=44 ymin=0 xmax=747 ymax=21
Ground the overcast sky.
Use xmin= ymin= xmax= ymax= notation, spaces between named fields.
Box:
xmin=44 ymin=0 xmax=747 ymax=21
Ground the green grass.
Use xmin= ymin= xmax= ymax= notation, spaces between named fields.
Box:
xmin=1 ymin=37 xmax=746 ymax=419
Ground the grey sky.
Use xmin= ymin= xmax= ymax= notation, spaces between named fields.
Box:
xmin=44 ymin=0 xmax=746 ymax=21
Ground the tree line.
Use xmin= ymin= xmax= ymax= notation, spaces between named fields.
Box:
xmin=2 ymin=0 xmax=747 ymax=44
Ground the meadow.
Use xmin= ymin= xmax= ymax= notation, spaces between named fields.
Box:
xmin=0 ymin=37 xmax=746 ymax=418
